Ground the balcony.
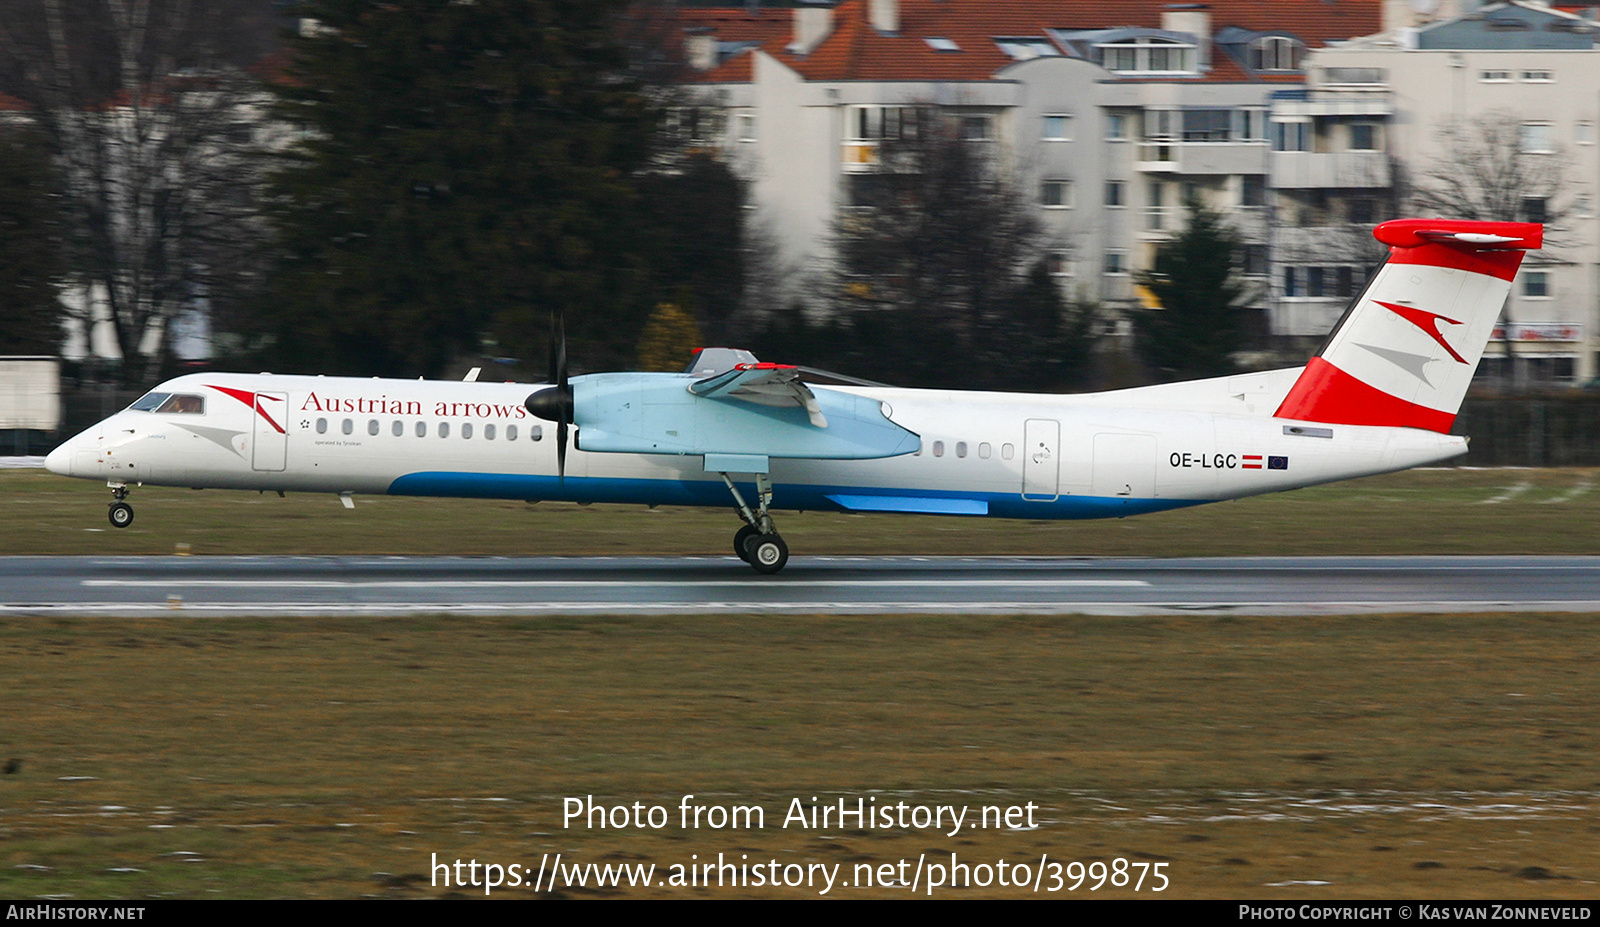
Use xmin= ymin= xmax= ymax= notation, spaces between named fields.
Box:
xmin=842 ymin=141 xmax=879 ymax=173
xmin=1270 ymin=150 xmax=1391 ymax=189
xmin=1136 ymin=140 xmax=1269 ymax=175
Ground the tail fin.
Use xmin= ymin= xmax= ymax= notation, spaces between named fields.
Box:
xmin=1274 ymin=218 xmax=1543 ymax=432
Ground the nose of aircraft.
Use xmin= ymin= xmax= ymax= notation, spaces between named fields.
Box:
xmin=44 ymin=439 xmax=73 ymax=476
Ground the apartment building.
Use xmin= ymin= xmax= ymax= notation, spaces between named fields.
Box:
xmin=673 ymin=0 xmax=1382 ymax=333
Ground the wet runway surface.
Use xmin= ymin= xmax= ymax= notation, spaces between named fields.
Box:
xmin=3 ymin=555 xmax=1599 ymax=615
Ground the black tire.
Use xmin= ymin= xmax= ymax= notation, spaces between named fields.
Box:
xmin=734 ymin=524 xmax=760 ymax=562
xmin=747 ymin=533 xmax=788 ymax=574
xmin=108 ymin=502 xmax=134 ymax=529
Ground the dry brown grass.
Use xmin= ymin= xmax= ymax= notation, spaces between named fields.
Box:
xmin=0 ymin=613 xmax=1595 ymax=898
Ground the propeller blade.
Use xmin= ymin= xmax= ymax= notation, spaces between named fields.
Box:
xmin=556 ymin=416 xmax=568 ymax=482
xmin=529 ymin=307 xmax=573 ymax=482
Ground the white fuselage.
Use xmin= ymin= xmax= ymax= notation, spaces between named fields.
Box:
xmin=46 ymin=369 xmax=1468 ymax=520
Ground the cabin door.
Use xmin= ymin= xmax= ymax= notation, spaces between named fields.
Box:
xmin=251 ymin=392 xmax=288 ymax=472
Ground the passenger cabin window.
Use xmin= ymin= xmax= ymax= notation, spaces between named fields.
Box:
xmin=342 ymin=419 xmax=353 ymax=435
xmin=485 ymin=423 xmax=496 ymax=440
xmin=316 ymin=418 xmax=328 ymax=434
xmin=415 ymin=421 xmax=426 ymax=437
xmin=462 ymin=423 xmax=474 ymax=439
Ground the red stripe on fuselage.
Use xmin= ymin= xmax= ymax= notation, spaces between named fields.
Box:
xmin=1274 ymin=357 xmax=1455 ymax=433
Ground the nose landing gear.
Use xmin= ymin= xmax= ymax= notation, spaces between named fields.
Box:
xmin=107 ymin=483 xmax=134 ymax=528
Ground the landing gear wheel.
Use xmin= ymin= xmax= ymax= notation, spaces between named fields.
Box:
xmin=108 ymin=502 xmax=134 ymax=529
xmin=746 ymin=533 xmax=788 ymax=574
xmin=734 ymin=524 xmax=760 ymax=563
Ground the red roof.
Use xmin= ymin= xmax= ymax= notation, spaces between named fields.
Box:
xmin=683 ymin=0 xmax=1381 ymax=84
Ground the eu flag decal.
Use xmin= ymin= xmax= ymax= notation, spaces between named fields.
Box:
xmin=1268 ymin=456 xmax=1288 ymax=470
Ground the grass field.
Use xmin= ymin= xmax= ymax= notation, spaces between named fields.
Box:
xmin=1 ymin=467 xmax=1598 ymax=899
xmin=3 ymin=466 xmax=1599 ymax=557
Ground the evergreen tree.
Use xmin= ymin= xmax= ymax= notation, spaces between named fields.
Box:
xmin=263 ymin=0 xmax=652 ymax=377
xmin=1132 ymin=198 xmax=1249 ymax=380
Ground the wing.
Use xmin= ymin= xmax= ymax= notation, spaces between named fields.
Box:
xmin=564 ymin=370 xmax=919 ymax=461
xmin=687 ymin=363 xmax=827 ymax=427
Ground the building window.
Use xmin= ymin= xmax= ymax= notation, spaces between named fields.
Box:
xmin=1047 ymin=250 xmax=1073 ymax=277
xmin=1042 ymin=114 xmax=1071 ymax=140
xmin=1523 ymin=196 xmax=1549 ymax=224
xmin=1271 ymin=120 xmax=1309 ymax=152
xmin=1349 ymin=122 xmax=1377 ymax=151
xmin=1105 ymin=112 xmax=1128 ymax=140
xmin=1243 ymin=244 xmax=1269 ymax=277
xmin=1235 ymin=109 xmax=1267 ymax=141
xmin=1579 ymin=121 xmax=1595 ymax=145
xmin=1104 ymin=250 xmax=1128 ymax=275
xmin=996 ymin=37 xmax=1060 ymax=60
xmin=1480 ymin=70 xmax=1513 ymax=83
xmin=1521 ymin=123 xmax=1554 ymax=154
xmin=1251 ymin=36 xmax=1303 ymax=72
xmin=738 ymin=113 xmax=756 ymax=142
xmin=1522 ymin=70 xmax=1554 ymax=82
xmin=1348 ymin=196 xmax=1376 ymax=225
xmin=1040 ymin=180 xmax=1072 ymax=208
xmin=959 ymin=114 xmax=992 ymax=141
xmin=1105 ymin=180 xmax=1126 ymax=207
xmin=1182 ymin=108 xmax=1231 ymax=142
xmin=1241 ymin=175 xmax=1266 ymax=208
xmin=1099 ymin=37 xmax=1195 ymax=74
xmin=1522 ymin=271 xmax=1550 ymax=298
xmin=848 ymin=106 xmax=919 ymax=141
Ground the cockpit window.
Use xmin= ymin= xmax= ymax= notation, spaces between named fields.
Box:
xmin=153 ymin=394 xmax=204 ymax=414
xmin=128 ymin=392 xmax=170 ymax=411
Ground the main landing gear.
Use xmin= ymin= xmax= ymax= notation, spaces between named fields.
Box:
xmin=107 ymin=483 xmax=133 ymax=528
xmin=720 ymin=472 xmax=788 ymax=574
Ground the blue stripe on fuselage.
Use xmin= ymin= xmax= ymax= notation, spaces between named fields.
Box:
xmin=385 ymin=471 xmax=1205 ymax=520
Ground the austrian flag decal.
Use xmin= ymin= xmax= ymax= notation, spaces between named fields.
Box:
xmin=1242 ymin=455 xmax=1289 ymax=471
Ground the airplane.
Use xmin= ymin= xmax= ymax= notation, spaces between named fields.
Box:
xmin=45 ymin=217 xmax=1541 ymax=574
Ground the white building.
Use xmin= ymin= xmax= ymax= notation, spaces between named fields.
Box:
xmin=1287 ymin=0 xmax=1600 ymax=384
xmin=675 ymin=0 xmax=1384 ymax=333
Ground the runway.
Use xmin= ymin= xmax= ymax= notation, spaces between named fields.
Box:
xmin=2 ymin=555 xmax=1599 ymax=616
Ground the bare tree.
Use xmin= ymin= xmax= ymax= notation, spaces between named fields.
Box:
xmin=0 ymin=0 xmax=280 ymax=384
xmin=1411 ymin=110 xmax=1573 ymax=390
xmin=1413 ymin=110 xmax=1571 ymax=228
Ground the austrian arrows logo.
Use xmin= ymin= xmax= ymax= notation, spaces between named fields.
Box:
xmin=1375 ymin=301 xmax=1468 ymax=364
xmin=208 ymin=384 xmax=287 ymax=434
